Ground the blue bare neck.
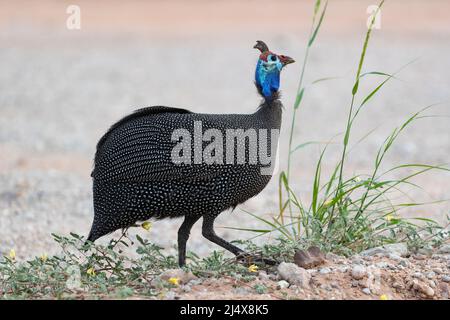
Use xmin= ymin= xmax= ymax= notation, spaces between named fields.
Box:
xmin=255 ymin=59 xmax=281 ymax=98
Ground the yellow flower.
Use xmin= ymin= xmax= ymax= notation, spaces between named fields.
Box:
xmin=9 ymin=249 xmax=16 ymax=260
xmin=40 ymin=253 xmax=48 ymax=262
xmin=86 ymin=267 xmax=96 ymax=276
xmin=141 ymin=221 xmax=152 ymax=231
xmin=248 ymin=264 xmax=259 ymax=273
xmin=385 ymin=214 xmax=394 ymax=222
xmin=168 ymin=277 xmax=180 ymax=286
xmin=380 ymin=294 xmax=389 ymax=300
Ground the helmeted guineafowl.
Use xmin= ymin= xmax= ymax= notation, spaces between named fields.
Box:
xmin=87 ymin=40 xmax=295 ymax=266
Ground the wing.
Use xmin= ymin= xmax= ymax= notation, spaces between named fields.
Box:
xmin=91 ymin=106 xmax=224 ymax=183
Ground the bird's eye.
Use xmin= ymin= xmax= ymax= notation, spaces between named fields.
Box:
xmin=270 ymin=55 xmax=277 ymax=62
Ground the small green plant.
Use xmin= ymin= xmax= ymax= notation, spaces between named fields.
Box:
xmin=0 ymin=232 xmax=275 ymax=299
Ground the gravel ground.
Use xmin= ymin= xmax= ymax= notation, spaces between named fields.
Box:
xmin=0 ymin=1 xmax=449 ymax=260
xmin=155 ymin=244 xmax=450 ymax=300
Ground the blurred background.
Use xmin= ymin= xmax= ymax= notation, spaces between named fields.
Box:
xmin=0 ymin=0 xmax=449 ymax=259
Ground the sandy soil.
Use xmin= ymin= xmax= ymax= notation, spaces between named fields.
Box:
xmin=0 ymin=0 xmax=449 ymax=267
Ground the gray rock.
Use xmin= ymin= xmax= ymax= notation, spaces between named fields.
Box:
xmin=388 ymin=253 xmax=402 ymax=261
xmin=375 ymin=261 xmax=389 ymax=269
xmin=383 ymin=243 xmax=408 ymax=257
xmin=426 ymin=271 xmax=436 ymax=279
xmin=412 ymin=272 xmax=424 ymax=279
xmin=442 ymin=275 xmax=450 ymax=283
xmin=438 ymin=244 xmax=450 ymax=254
xmin=360 ymin=243 xmax=408 ymax=258
xmin=277 ymin=262 xmax=311 ymax=289
xmin=258 ymin=271 xmax=270 ymax=281
xmin=360 ymin=247 xmax=388 ymax=257
xmin=351 ymin=265 xmax=367 ymax=280
xmin=276 ymin=280 xmax=290 ymax=289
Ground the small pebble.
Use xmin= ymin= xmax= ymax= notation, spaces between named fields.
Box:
xmin=165 ymin=291 xmax=176 ymax=300
xmin=331 ymin=282 xmax=340 ymax=289
xmin=319 ymin=267 xmax=331 ymax=275
xmin=413 ymin=281 xmax=435 ymax=298
xmin=428 ymin=280 xmax=436 ymax=288
xmin=277 ymin=280 xmax=290 ymax=289
xmin=336 ymin=266 xmax=348 ymax=273
xmin=188 ymin=279 xmax=203 ymax=286
xmin=362 ymin=288 xmax=371 ymax=295
xmin=432 ymin=268 xmax=443 ymax=274
xmin=258 ymin=271 xmax=270 ymax=281
xmin=388 ymin=253 xmax=402 ymax=261
xmin=181 ymin=285 xmax=191 ymax=293
xmin=233 ymin=287 xmax=250 ymax=295
xmin=351 ymin=265 xmax=367 ymax=280
xmin=442 ymin=275 xmax=450 ymax=283
xmin=375 ymin=261 xmax=388 ymax=269
xmin=392 ymin=281 xmax=404 ymax=290
xmin=399 ymin=259 xmax=410 ymax=267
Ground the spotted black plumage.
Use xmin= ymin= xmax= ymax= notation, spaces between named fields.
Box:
xmin=87 ymin=41 xmax=294 ymax=266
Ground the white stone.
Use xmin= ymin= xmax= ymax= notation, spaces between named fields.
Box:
xmin=277 ymin=280 xmax=290 ymax=289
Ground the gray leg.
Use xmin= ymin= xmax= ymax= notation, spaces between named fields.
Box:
xmin=201 ymin=215 xmax=244 ymax=256
xmin=178 ymin=215 xmax=201 ymax=266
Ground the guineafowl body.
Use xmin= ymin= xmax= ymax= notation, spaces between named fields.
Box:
xmin=87 ymin=41 xmax=294 ymax=266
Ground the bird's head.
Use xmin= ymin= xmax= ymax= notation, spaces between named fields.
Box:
xmin=254 ymin=40 xmax=295 ymax=99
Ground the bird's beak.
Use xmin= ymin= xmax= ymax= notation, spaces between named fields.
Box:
xmin=279 ymin=55 xmax=295 ymax=66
